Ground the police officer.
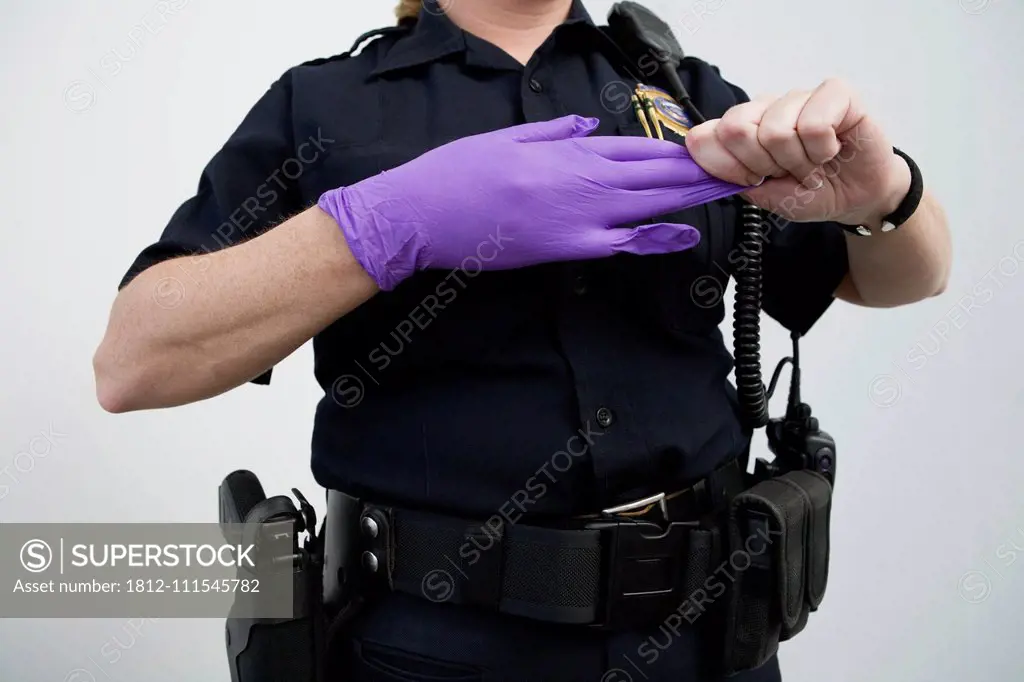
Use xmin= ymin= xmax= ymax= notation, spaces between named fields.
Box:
xmin=94 ymin=0 xmax=950 ymax=679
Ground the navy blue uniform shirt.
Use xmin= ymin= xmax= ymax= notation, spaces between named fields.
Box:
xmin=119 ymin=3 xmax=846 ymax=679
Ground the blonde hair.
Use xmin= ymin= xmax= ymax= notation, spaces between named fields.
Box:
xmin=395 ymin=0 xmax=421 ymax=22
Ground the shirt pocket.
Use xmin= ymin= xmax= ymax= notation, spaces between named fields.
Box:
xmin=607 ymin=122 xmax=732 ymax=337
xmin=299 ymin=140 xmax=431 ymax=202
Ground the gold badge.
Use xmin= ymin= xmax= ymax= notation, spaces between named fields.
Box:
xmin=632 ymin=84 xmax=693 ymax=140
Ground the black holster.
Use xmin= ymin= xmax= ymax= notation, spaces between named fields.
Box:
xmin=224 ymin=552 xmax=324 ymax=682
xmin=220 ymin=471 xmax=330 ymax=682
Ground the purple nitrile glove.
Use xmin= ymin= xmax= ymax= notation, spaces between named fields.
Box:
xmin=318 ymin=114 xmax=745 ymax=291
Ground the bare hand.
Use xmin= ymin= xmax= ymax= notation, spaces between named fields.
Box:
xmin=685 ymin=78 xmax=911 ymax=228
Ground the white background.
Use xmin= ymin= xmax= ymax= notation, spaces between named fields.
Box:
xmin=1 ymin=0 xmax=1022 ymax=680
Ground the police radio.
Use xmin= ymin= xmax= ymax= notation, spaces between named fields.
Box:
xmin=604 ymin=1 xmax=837 ymax=485
xmin=605 ymin=3 xmax=837 ymax=675
xmin=756 ymin=333 xmax=837 ymax=485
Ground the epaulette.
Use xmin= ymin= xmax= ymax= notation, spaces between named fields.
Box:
xmin=297 ymin=26 xmax=413 ymax=67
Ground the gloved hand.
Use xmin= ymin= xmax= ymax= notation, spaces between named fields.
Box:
xmin=318 ymin=114 xmax=745 ymax=290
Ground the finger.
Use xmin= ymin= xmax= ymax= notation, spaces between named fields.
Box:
xmin=685 ymin=120 xmax=764 ymax=187
xmin=716 ymin=100 xmax=787 ymax=179
xmin=742 ymin=176 xmax=806 ymax=220
xmin=745 ymin=175 xmax=798 ymax=215
xmin=757 ymin=90 xmax=819 ymax=186
xmin=796 ymin=79 xmax=855 ymax=165
xmin=603 ymin=179 xmax=746 ymax=225
xmin=505 ymin=115 xmax=599 ymax=143
xmin=572 ymin=135 xmax=690 ymax=161
xmin=594 ymin=222 xmax=702 ymax=256
xmin=598 ymin=155 xmax=717 ymax=191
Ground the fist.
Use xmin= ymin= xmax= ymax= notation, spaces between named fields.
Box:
xmin=685 ymin=78 xmax=911 ymax=228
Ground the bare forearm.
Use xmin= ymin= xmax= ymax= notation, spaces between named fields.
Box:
xmin=93 ymin=206 xmax=378 ymax=412
xmin=842 ymin=189 xmax=952 ymax=307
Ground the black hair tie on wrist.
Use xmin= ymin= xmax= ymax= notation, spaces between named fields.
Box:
xmin=842 ymin=147 xmax=923 ymax=236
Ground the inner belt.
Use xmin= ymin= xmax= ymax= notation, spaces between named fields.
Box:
xmin=327 ymin=458 xmax=747 ymax=630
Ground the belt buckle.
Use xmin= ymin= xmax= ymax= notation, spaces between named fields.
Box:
xmin=587 ymin=491 xmax=695 ymax=631
xmin=601 ymin=491 xmax=669 ymax=524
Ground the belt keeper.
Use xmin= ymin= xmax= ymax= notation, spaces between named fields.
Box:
xmin=359 ymin=506 xmax=394 ymax=591
xmin=459 ymin=524 xmax=504 ymax=609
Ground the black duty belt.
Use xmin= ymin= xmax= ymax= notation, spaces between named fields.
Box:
xmin=323 ymin=458 xmax=747 ymax=631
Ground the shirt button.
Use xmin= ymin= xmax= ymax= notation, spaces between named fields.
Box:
xmin=572 ymin=275 xmax=588 ymax=295
xmin=596 ymin=407 xmax=614 ymax=428
xmin=529 ymin=78 xmax=544 ymax=93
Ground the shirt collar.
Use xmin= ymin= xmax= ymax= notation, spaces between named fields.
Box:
xmin=370 ymin=0 xmax=596 ymax=77
xmin=564 ymin=0 xmax=595 ymax=26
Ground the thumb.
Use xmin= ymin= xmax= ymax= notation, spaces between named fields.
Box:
xmin=601 ymin=222 xmax=701 ymax=256
xmin=506 ymin=115 xmax=600 ymax=143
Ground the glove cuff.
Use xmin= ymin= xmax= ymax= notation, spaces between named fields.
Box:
xmin=317 ymin=188 xmax=407 ymax=291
